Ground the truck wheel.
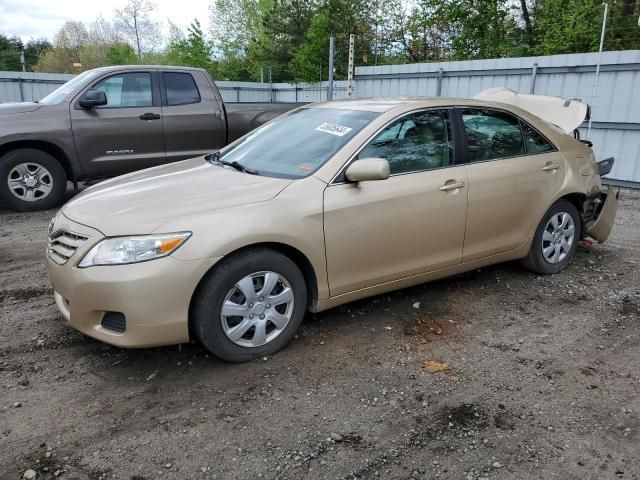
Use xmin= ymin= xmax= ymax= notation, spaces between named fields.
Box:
xmin=0 ymin=148 xmax=67 ymax=211
xmin=192 ymin=248 xmax=307 ymax=362
xmin=521 ymin=199 xmax=581 ymax=275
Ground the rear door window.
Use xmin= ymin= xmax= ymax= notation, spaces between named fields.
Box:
xmin=163 ymin=72 xmax=201 ymax=106
xmin=522 ymin=123 xmax=555 ymax=154
xmin=461 ymin=109 xmax=526 ymax=162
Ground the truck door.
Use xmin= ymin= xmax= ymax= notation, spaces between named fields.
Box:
xmin=160 ymin=70 xmax=226 ymax=163
xmin=70 ymin=70 xmax=165 ymax=178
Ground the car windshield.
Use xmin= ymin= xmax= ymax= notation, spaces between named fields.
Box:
xmin=39 ymin=70 xmax=97 ymax=105
xmin=217 ymin=107 xmax=379 ymax=179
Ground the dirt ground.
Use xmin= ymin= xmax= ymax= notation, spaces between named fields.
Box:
xmin=1 ymin=189 xmax=639 ymax=480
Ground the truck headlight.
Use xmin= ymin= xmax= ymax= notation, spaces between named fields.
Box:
xmin=78 ymin=232 xmax=191 ymax=267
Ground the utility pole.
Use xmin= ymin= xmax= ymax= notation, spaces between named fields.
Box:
xmin=260 ymin=66 xmax=264 ymax=83
xmin=588 ymin=2 xmax=608 ymax=139
xmin=269 ymin=66 xmax=273 ymax=102
xmin=327 ymin=36 xmax=335 ymax=101
xmin=347 ymin=34 xmax=355 ymax=97
xmin=20 ymin=50 xmax=26 ymax=72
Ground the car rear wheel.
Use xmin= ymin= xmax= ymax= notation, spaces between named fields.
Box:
xmin=192 ymin=248 xmax=307 ymax=362
xmin=522 ymin=199 xmax=581 ymax=274
xmin=0 ymin=148 xmax=67 ymax=211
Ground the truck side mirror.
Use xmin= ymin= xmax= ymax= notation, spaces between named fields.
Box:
xmin=79 ymin=90 xmax=107 ymax=109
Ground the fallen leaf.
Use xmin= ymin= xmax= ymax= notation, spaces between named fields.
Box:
xmin=422 ymin=360 xmax=450 ymax=373
xmin=429 ymin=322 xmax=444 ymax=335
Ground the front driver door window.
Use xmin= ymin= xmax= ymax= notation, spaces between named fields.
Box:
xmin=359 ymin=109 xmax=454 ymax=174
xmin=323 ymin=108 xmax=468 ymax=296
xmin=93 ymin=72 xmax=153 ymax=107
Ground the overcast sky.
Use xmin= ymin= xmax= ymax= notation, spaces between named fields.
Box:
xmin=0 ymin=0 xmax=211 ymax=42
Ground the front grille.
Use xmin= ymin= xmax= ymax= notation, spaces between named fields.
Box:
xmin=47 ymin=230 xmax=89 ymax=266
xmin=101 ymin=312 xmax=126 ymax=333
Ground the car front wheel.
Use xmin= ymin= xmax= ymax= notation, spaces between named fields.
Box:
xmin=522 ymin=199 xmax=581 ymax=274
xmin=192 ymin=248 xmax=308 ymax=362
xmin=0 ymin=148 xmax=67 ymax=211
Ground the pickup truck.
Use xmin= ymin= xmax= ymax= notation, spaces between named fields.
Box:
xmin=0 ymin=65 xmax=300 ymax=211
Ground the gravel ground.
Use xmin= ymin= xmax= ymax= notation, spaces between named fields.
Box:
xmin=1 ymin=189 xmax=639 ymax=480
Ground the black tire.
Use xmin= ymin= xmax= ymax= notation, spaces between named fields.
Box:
xmin=522 ymin=199 xmax=581 ymax=274
xmin=0 ymin=148 xmax=67 ymax=211
xmin=192 ymin=248 xmax=308 ymax=362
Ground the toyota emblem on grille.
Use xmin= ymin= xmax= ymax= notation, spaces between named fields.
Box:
xmin=48 ymin=217 xmax=56 ymax=234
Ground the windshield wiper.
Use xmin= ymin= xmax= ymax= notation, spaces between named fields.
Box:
xmin=206 ymin=152 xmax=259 ymax=175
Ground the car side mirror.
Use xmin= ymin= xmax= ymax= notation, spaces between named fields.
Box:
xmin=79 ymin=90 xmax=107 ymax=109
xmin=345 ymin=158 xmax=390 ymax=182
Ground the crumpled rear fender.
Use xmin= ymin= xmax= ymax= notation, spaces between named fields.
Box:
xmin=584 ymin=187 xmax=619 ymax=242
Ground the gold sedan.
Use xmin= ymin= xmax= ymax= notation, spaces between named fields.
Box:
xmin=46 ymin=96 xmax=618 ymax=362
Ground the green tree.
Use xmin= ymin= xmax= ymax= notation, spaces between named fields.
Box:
xmin=0 ymin=34 xmax=24 ymax=70
xmin=290 ymin=0 xmax=376 ymax=82
xmin=106 ymin=43 xmax=138 ymax=64
xmin=165 ymin=20 xmax=218 ymax=76
xmin=23 ymin=39 xmax=52 ymax=69
xmin=532 ymin=0 xmax=638 ymax=55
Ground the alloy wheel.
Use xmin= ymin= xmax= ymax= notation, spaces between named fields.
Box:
xmin=541 ymin=211 xmax=575 ymax=264
xmin=7 ymin=162 xmax=54 ymax=202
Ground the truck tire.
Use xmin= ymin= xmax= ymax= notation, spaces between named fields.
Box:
xmin=0 ymin=148 xmax=67 ymax=211
xmin=192 ymin=248 xmax=307 ymax=362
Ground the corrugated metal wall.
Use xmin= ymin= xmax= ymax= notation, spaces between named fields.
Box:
xmin=354 ymin=51 xmax=640 ymax=184
xmin=0 ymin=73 xmax=347 ymax=104
xmin=215 ymin=80 xmax=349 ymax=103
xmin=0 ymin=71 xmax=74 ymax=102
xmin=1 ymin=51 xmax=638 ymax=183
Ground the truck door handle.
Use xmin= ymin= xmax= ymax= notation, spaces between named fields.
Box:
xmin=542 ymin=162 xmax=560 ymax=171
xmin=439 ymin=181 xmax=465 ymax=191
xmin=139 ymin=113 xmax=161 ymax=121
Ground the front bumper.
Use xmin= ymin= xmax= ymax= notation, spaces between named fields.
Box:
xmin=46 ymin=213 xmax=220 ymax=348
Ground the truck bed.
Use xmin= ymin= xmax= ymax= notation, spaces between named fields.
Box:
xmin=224 ymin=103 xmax=307 ymax=143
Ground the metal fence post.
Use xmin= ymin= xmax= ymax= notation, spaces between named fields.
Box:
xmin=269 ymin=66 xmax=274 ymax=102
xmin=328 ymin=37 xmax=335 ymax=101
xmin=18 ymin=77 xmax=24 ymax=102
xmin=347 ymin=34 xmax=355 ymax=97
xmin=436 ymin=68 xmax=444 ymax=96
xmin=529 ymin=63 xmax=538 ymax=94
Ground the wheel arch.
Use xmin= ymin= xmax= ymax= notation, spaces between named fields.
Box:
xmin=188 ymin=242 xmax=319 ymax=336
xmin=558 ymin=192 xmax=587 ymax=237
xmin=0 ymin=140 xmax=75 ymax=182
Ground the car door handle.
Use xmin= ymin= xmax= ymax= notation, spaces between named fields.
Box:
xmin=542 ymin=162 xmax=560 ymax=171
xmin=139 ymin=113 xmax=161 ymax=121
xmin=439 ymin=181 xmax=465 ymax=191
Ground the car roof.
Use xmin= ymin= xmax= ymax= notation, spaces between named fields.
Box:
xmin=311 ymin=97 xmax=511 ymax=113
xmin=88 ymin=65 xmax=206 ymax=74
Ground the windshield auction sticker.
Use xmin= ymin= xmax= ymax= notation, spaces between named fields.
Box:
xmin=315 ymin=122 xmax=353 ymax=137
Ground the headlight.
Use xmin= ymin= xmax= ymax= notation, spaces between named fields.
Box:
xmin=78 ymin=232 xmax=191 ymax=267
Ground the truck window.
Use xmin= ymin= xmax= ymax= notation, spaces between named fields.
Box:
xmin=163 ymin=72 xmax=201 ymax=106
xmin=92 ymin=72 xmax=152 ymax=108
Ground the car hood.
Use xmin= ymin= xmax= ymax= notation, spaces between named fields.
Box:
xmin=0 ymin=102 xmax=42 ymax=115
xmin=474 ymin=87 xmax=589 ymax=134
xmin=62 ymin=156 xmax=292 ymax=236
